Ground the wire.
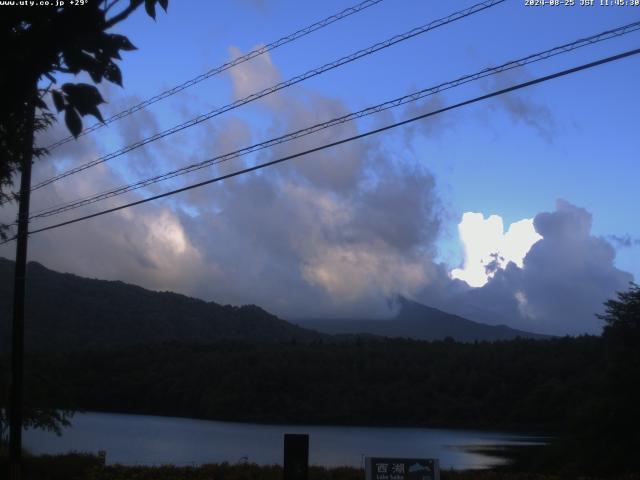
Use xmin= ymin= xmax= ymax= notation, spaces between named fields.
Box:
xmin=27 ymin=20 xmax=640 ymax=220
xmin=0 ymin=46 xmax=634 ymax=245
xmin=30 ymin=0 xmax=505 ymax=192
xmin=43 ymin=0 xmax=386 ymax=152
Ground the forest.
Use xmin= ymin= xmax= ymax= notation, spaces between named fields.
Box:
xmin=1 ymin=284 xmax=638 ymax=476
xmin=1 ymin=324 xmax=638 ymax=476
xmin=5 ymin=337 xmax=600 ymax=431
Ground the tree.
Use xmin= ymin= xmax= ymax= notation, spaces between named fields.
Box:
xmin=0 ymin=0 xmax=169 ymax=462
xmin=0 ymin=0 xmax=169 ymax=239
xmin=553 ymin=283 xmax=640 ymax=475
xmin=598 ymin=282 xmax=640 ymax=341
xmin=598 ymin=282 xmax=640 ymax=407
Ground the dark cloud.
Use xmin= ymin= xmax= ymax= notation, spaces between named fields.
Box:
xmin=606 ymin=234 xmax=640 ymax=249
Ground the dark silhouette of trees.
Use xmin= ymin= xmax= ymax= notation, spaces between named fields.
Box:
xmin=534 ymin=283 xmax=640 ymax=476
xmin=0 ymin=0 xmax=169 ymax=238
xmin=1 ymin=282 xmax=639 ymax=475
xmin=0 ymin=0 xmax=169 ymax=447
xmin=2 ymin=337 xmax=602 ymax=432
xmin=598 ymin=283 xmax=640 ymax=474
xmin=599 ymin=282 xmax=640 ymax=340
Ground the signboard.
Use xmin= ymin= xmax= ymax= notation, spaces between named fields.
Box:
xmin=365 ymin=458 xmax=440 ymax=480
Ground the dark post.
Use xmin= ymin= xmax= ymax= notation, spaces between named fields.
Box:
xmin=283 ymin=434 xmax=309 ymax=480
xmin=9 ymin=84 xmax=37 ymax=480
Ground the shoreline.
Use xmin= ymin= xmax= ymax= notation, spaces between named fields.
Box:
xmin=4 ymin=451 xmax=638 ymax=480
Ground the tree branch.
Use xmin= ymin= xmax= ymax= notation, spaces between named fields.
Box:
xmin=104 ymin=0 xmax=143 ymax=29
xmin=104 ymin=0 xmax=123 ymax=14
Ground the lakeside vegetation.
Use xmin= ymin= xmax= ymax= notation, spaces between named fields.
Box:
xmin=0 ymin=333 xmax=636 ymax=476
xmin=3 ymin=451 xmax=640 ymax=480
xmin=1 ymin=284 xmax=638 ymax=477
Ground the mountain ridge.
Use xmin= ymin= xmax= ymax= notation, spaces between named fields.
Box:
xmin=0 ymin=257 xmax=547 ymax=352
xmin=0 ymin=257 xmax=326 ymax=352
xmin=294 ymin=294 xmax=548 ymax=341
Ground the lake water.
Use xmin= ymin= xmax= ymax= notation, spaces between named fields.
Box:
xmin=24 ymin=412 xmax=545 ymax=470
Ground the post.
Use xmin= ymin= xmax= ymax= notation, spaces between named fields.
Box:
xmin=283 ymin=434 xmax=308 ymax=480
xmin=9 ymin=84 xmax=37 ymax=480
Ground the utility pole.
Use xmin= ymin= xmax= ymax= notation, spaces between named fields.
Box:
xmin=9 ymin=84 xmax=37 ymax=480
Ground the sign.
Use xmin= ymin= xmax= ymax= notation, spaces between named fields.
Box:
xmin=365 ymin=458 xmax=440 ymax=480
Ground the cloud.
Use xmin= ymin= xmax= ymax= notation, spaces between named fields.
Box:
xmin=228 ymin=45 xmax=282 ymax=109
xmin=174 ymin=46 xmax=448 ymax=317
xmin=111 ymin=95 xmax=164 ymax=178
xmin=442 ymin=200 xmax=634 ymax=335
xmin=402 ymin=93 xmax=454 ymax=142
xmin=606 ymin=234 xmax=640 ymax=249
xmin=450 ymin=212 xmax=541 ymax=287
xmin=1 ymin=101 xmax=205 ymax=294
xmin=0 ymin=44 xmax=449 ymax=322
xmin=1 ymin=47 xmax=633 ymax=338
xmin=173 ymin=143 xmax=444 ymax=319
xmin=485 ymin=68 xmax=555 ymax=142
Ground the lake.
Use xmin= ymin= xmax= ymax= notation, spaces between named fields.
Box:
xmin=24 ymin=412 xmax=546 ymax=470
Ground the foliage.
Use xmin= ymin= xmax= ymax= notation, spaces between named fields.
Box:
xmin=0 ymin=345 xmax=75 ymax=445
xmin=0 ymin=0 xmax=168 ymax=239
xmin=530 ymin=283 xmax=640 ymax=476
xmin=0 ymin=328 xmax=637 ymax=475
xmin=599 ymin=282 xmax=640 ymax=342
xmin=1 ymin=337 xmax=602 ymax=432
xmin=3 ymin=452 xmax=639 ymax=480
xmin=0 ymin=451 xmax=104 ymax=480
xmin=0 ymin=0 xmax=169 ymax=443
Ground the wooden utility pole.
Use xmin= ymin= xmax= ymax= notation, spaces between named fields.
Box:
xmin=8 ymin=85 xmax=37 ymax=480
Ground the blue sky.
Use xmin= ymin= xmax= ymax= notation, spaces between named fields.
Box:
xmin=1 ymin=0 xmax=638 ymax=334
xmin=111 ymin=0 xmax=640 ymax=272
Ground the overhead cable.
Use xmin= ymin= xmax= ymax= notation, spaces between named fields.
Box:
xmin=28 ymin=20 xmax=640 ymax=220
xmin=43 ymin=0 xmax=386 ymax=151
xmin=1 ymin=46 xmax=634 ymax=244
xmin=31 ymin=0 xmax=505 ymax=192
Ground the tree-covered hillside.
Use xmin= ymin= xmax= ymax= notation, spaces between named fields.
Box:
xmin=0 ymin=258 xmax=326 ymax=352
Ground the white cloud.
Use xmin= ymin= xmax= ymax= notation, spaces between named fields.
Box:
xmin=450 ymin=212 xmax=541 ymax=287
xmin=440 ymin=200 xmax=634 ymax=335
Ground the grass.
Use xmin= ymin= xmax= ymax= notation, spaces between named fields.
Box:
xmin=2 ymin=451 xmax=640 ymax=480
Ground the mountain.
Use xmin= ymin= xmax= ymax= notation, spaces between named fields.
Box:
xmin=0 ymin=257 xmax=546 ymax=352
xmin=0 ymin=258 xmax=326 ymax=352
xmin=294 ymin=296 xmax=548 ymax=341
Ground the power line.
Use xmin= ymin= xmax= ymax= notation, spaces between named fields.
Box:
xmin=1 ymin=46 xmax=635 ymax=245
xmin=30 ymin=0 xmax=505 ymax=192
xmin=26 ymin=20 xmax=640 ymax=220
xmin=43 ymin=0 xmax=385 ymax=152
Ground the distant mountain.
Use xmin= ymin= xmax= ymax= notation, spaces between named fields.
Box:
xmin=0 ymin=258 xmax=326 ymax=352
xmin=294 ymin=296 xmax=548 ymax=342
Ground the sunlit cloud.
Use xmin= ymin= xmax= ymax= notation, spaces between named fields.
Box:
xmin=450 ymin=212 xmax=542 ymax=287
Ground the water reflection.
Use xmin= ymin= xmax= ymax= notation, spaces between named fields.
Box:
xmin=24 ymin=412 xmax=546 ymax=469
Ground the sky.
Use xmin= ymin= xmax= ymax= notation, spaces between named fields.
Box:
xmin=1 ymin=0 xmax=639 ymax=335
